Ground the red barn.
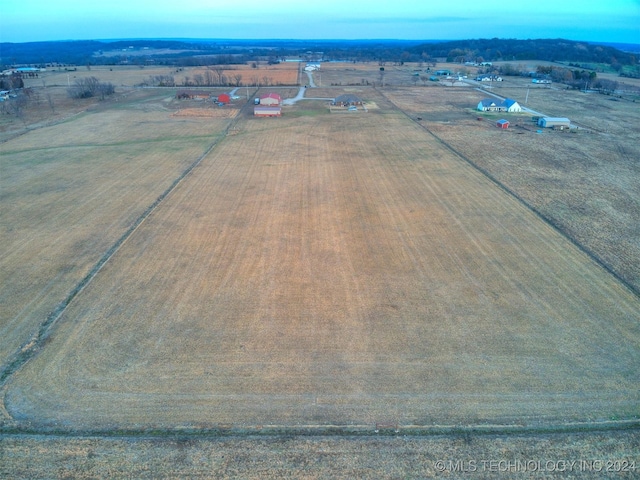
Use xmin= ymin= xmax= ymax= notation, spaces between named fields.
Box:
xmin=496 ymin=119 xmax=509 ymax=129
xmin=217 ymin=93 xmax=231 ymax=104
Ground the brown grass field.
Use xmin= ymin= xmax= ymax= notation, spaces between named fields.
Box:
xmin=383 ymin=84 xmax=640 ymax=292
xmin=1 ymin=64 xmax=639 ymax=477
xmin=29 ymin=61 xmax=300 ymax=89
xmin=0 ymin=89 xmax=229 ymax=367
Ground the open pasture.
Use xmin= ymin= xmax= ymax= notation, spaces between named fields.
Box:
xmin=3 ymin=88 xmax=639 ymax=431
xmin=385 ymin=86 xmax=640 ymax=292
xmin=0 ymin=89 xmax=229 ymax=369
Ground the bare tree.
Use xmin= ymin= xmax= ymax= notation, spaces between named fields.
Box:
xmin=233 ymin=73 xmax=243 ymax=87
xmin=67 ymin=77 xmax=114 ymax=99
xmin=212 ymin=66 xmax=224 ymax=85
xmin=8 ymin=92 xmax=28 ymax=122
xmin=204 ymin=69 xmax=214 ymax=86
xmin=97 ymin=82 xmax=115 ymax=100
xmin=46 ymin=92 xmax=55 ymax=112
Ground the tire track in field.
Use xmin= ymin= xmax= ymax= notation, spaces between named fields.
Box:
xmin=378 ymin=89 xmax=640 ymax=299
xmin=0 ymin=100 xmax=253 ymax=410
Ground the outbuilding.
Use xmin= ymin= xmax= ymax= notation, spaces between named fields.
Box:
xmin=254 ymin=106 xmax=281 ymax=117
xmin=216 ymin=93 xmax=231 ymax=104
xmin=538 ymin=117 xmax=570 ymax=128
xmin=260 ymin=93 xmax=282 ymax=106
xmin=496 ymin=119 xmax=510 ymax=129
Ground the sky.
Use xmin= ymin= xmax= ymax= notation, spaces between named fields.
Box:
xmin=1 ymin=0 xmax=639 ymax=44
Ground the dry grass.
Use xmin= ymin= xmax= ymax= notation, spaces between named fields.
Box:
xmin=2 ymin=431 xmax=639 ymax=479
xmin=188 ymin=62 xmax=300 ymax=87
xmin=1 ymin=71 xmax=639 ymax=478
xmin=384 ymin=86 xmax=640 ymax=291
xmin=172 ymin=107 xmax=240 ymax=118
xmin=4 ymin=90 xmax=639 ymax=431
xmin=27 ymin=62 xmax=300 ymax=89
xmin=0 ymin=90 xmax=229 ymax=366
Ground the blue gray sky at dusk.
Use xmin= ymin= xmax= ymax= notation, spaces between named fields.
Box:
xmin=2 ymin=0 xmax=639 ymax=43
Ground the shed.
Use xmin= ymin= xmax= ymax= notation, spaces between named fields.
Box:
xmin=538 ymin=117 xmax=570 ymax=128
xmin=217 ymin=93 xmax=231 ymax=104
xmin=496 ymin=119 xmax=510 ymax=129
xmin=254 ymin=106 xmax=281 ymax=117
xmin=260 ymin=93 xmax=282 ymax=106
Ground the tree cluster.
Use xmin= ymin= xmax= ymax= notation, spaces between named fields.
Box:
xmin=0 ymin=74 xmax=24 ymax=90
xmin=67 ymin=77 xmax=115 ymax=100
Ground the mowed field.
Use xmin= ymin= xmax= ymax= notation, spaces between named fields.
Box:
xmin=3 ymin=89 xmax=639 ymax=431
xmin=0 ymin=89 xmax=229 ymax=369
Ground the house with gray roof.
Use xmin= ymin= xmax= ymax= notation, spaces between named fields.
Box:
xmin=477 ymin=98 xmax=522 ymax=113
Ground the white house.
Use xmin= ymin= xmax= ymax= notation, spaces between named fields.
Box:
xmin=477 ymin=98 xmax=521 ymax=112
xmin=504 ymin=99 xmax=522 ymax=112
xmin=475 ymin=75 xmax=503 ymax=82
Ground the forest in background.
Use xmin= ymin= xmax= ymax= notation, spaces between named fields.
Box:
xmin=1 ymin=38 xmax=638 ymax=70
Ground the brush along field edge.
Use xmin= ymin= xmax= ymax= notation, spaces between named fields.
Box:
xmin=3 ymin=105 xmax=640 ymax=430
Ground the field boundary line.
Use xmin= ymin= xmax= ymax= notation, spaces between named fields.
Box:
xmin=376 ymin=88 xmax=640 ymax=299
xmin=0 ymin=99 xmax=252 ymax=414
xmin=1 ymin=418 xmax=639 ymax=439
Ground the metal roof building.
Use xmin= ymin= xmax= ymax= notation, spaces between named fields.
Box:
xmin=538 ymin=117 xmax=571 ymax=128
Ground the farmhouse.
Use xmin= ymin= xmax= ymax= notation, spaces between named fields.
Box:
xmin=477 ymin=98 xmax=521 ymax=112
xmin=476 ymin=75 xmax=503 ymax=82
xmin=259 ymin=93 xmax=282 ymax=106
xmin=538 ymin=117 xmax=571 ymax=128
xmin=496 ymin=119 xmax=510 ymax=129
xmin=333 ymin=94 xmax=363 ymax=106
xmin=254 ymin=106 xmax=281 ymax=117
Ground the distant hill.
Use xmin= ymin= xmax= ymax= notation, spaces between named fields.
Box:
xmin=1 ymin=38 xmax=637 ymax=68
xmin=408 ymin=38 xmax=638 ymax=65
